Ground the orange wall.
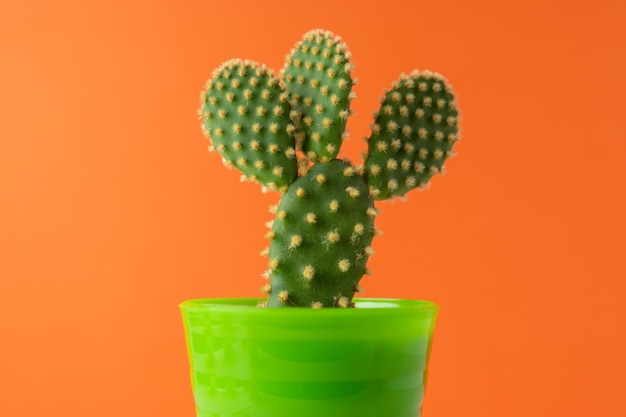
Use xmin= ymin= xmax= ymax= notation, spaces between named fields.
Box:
xmin=1 ymin=1 xmax=625 ymax=416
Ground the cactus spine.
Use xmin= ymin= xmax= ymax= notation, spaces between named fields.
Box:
xmin=199 ymin=29 xmax=460 ymax=307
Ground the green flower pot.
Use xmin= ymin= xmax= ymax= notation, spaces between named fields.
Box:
xmin=180 ymin=298 xmax=438 ymax=417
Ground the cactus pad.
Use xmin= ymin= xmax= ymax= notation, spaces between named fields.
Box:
xmin=200 ymin=59 xmax=298 ymax=191
xmin=365 ymin=71 xmax=459 ymax=200
xmin=282 ymin=29 xmax=355 ymax=163
xmin=266 ymin=159 xmax=375 ymax=307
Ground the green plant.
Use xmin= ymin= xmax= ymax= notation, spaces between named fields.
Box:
xmin=199 ymin=29 xmax=459 ymax=308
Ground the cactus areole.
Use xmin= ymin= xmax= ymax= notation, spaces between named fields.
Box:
xmin=199 ymin=29 xmax=460 ymax=308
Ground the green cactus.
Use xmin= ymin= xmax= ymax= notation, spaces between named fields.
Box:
xmin=199 ymin=29 xmax=460 ymax=308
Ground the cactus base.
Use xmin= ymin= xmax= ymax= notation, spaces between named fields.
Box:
xmin=181 ymin=297 xmax=438 ymax=417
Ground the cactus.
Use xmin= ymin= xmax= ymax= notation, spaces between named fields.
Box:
xmin=199 ymin=29 xmax=460 ymax=308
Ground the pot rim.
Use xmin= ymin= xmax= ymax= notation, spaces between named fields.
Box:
xmin=180 ymin=297 xmax=438 ymax=316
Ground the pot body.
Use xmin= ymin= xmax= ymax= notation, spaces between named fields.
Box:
xmin=181 ymin=298 xmax=438 ymax=417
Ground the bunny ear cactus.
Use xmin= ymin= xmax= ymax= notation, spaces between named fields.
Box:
xmin=199 ymin=29 xmax=460 ymax=308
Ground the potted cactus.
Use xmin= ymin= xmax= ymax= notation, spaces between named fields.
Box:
xmin=181 ymin=29 xmax=459 ymax=417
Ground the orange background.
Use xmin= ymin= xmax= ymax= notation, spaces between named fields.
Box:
xmin=1 ymin=0 xmax=625 ymax=416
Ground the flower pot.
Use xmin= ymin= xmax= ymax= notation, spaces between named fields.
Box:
xmin=180 ymin=298 xmax=438 ymax=417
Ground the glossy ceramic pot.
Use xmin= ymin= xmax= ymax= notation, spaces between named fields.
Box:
xmin=181 ymin=298 xmax=438 ymax=417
